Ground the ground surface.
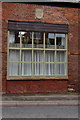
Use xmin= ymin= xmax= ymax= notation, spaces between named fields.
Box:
xmin=2 ymin=105 xmax=79 ymax=118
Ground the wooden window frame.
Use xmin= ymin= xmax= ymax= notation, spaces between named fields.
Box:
xmin=7 ymin=31 xmax=68 ymax=80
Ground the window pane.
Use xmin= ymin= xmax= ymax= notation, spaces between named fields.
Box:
xmin=56 ymin=63 xmax=66 ymax=75
xmin=45 ymin=33 xmax=55 ymax=49
xmin=33 ymin=32 xmax=43 ymax=48
xmin=56 ymin=51 xmax=66 ymax=62
xmin=34 ymin=51 xmax=44 ymax=62
xmin=9 ymin=63 xmax=20 ymax=76
xmin=9 ymin=31 xmax=20 ymax=47
xmin=45 ymin=63 xmax=54 ymax=75
xmin=34 ymin=63 xmax=44 ymax=75
xmin=22 ymin=50 xmax=32 ymax=62
xmin=9 ymin=50 xmax=20 ymax=62
xmin=56 ymin=34 xmax=66 ymax=49
xmin=45 ymin=51 xmax=55 ymax=62
xmin=9 ymin=31 xmax=67 ymax=77
xmin=22 ymin=63 xmax=32 ymax=76
xmin=22 ymin=32 xmax=32 ymax=48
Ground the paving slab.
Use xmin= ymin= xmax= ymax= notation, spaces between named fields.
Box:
xmin=2 ymin=94 xmax=79 ymax=106
xmin=2 ymin=94 xmax=79 ymax=101
xmin=2 ymin=100 xmax=78 ymax=106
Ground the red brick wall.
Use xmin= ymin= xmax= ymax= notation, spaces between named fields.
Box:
xmin=78 ymin=8 xmax=80 ymax=93
xmin=6 ymin=80 xmax=68 ymax=94
xmin=2 ymin=2 xmax=79 ymax=94
xmin=0 ymin=2 xmax=2 ymax=93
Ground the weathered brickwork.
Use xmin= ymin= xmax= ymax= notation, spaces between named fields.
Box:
xmin=6 ymin=80 xmax=68 ymax=94
xmin=0 ymin=2 xmax=2 ymax=93
xmin=2 ymin=2 xmax=79 ymax=94
xmin=78 ymin=8 xmax=80 ymax=93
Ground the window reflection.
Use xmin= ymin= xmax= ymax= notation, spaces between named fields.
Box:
xmin=33 ymin=32 xmax=43 ymax=48
xmin=22 ymin=32 xmax=32 ymax=48
xmin=9 ymin=31 xmax=20 ymax=47
xmin=45 ymin=33 xmax=55 ymax=48
xmin=56 ymin=34 xmax=66 ymax=49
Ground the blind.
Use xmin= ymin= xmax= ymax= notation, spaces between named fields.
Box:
xmin=8 ymin=21 xmax=68 ymax=33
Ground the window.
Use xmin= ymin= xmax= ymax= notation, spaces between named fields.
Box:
xmin=8 ymin=31 xmax=67 ymax=78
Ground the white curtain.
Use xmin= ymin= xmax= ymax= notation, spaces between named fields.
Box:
xmin=57 ymin=51 xmax=65 ymax=62
xmin=45 ymin=51 xmax=54 ymax=75
xmin=45 ymin=51 xmax=65 ymax=75
xmin=46 ymin=51 xmax=54 ymax=62
xmin=22 ymin=50 xmax=32 ymax=75
xmin=9 ymin=50 xmax=19 ymax=61
xmin=9 ymin=50 xmax=66 ymax=76
xmin=46 ymin=63 xmax=54 ymax=75
xmin=9 ymin=50 xmax=19 ymax=76
xmin=9 ymin=32 xmax=19 ymax=76
xmin=22 ymin=50 xmax=44 ymax=76
xmin=22 ymin=63 xmax=32 ymax=76
xmin=34 ymin=51 xmax=43 ymax=75
xmin=9 ymin=63 xmax=19 ymax=76
xmin=56 ymin=64 xmax=66 ymax=75
xmin=9 ymin=32 xmax=66 ymax=76
xmin=56 ymin=51 xmax=66 ymax=75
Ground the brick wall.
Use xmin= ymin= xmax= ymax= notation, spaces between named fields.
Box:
xmin=0 ymin=2 xmax=2 ymax=93
xmin=2 ymin=2 xmax=79 ymax=94
xmin=78 ymin=8 xmax=80 ymax=93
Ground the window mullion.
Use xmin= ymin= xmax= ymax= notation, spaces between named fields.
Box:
xmin=20 ymin=32 xmax=22 ymax=48
xmin=20 ymin=32 xmax=22 ymax=76
xmin=54 ymin=51 xmax=57 ymax=76
xmin=54 ymin=34 xmax=57 ymax=76
xmin=7 ymin=31 xmax=10 ymax=77
xmin=43 ymin=32 xmax=46 ymax=75
xmin=20 ymin=49 xmax=22 ymax=76
xmin=32 ymin=32 xmax=34 ymax=76
xmin=55 ymin=34 xmax=56 ymax=49
xmin=66 ymin=34 xmax=68 ymax=75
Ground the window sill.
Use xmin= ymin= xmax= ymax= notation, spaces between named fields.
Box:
xmin=7 ymin=75 xmax=68 ymax=81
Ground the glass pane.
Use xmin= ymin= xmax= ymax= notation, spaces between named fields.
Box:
xmin=56 ymin=51 xmax=66 ymax=62
xmin=9 ymin=62 xmax=20 ymax=76
xmin=22 ymin=32 xmax=32 ymax=48
xmin=56 ymin=63 xmax=66 ymax=75
xmin=9 ymin=50 xmax=20 ymax=62
xmin=9 ymin=31 xmax=20 ymax=47
xmin=34 ymin=51 xmax=44 ymax=62
xmin=45 ymin=51 xmax=55 ymax=62
xmin=45 ymin=33 xmax=55 ymax=49
xmin=22 ymin=63 xmax=32 ymax=76
xmin=45 ymin=63 xmax=54 ymax=75
xmin=34 ymin=63 xmax=44 ymax=75
xmin=33 ymin=32 xmax=43 ymax=48
xmin=22 ymin=50 xmax=32 ymax=62
xmin=56 ymin=34 xmax=66 ymax=49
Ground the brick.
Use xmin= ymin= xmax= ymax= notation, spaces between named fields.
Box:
xmin=1 ymin=2 xmax=79 ymax=94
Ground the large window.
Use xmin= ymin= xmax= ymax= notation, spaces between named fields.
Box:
xmin=8 ymin=31 xmax=67 ymax=78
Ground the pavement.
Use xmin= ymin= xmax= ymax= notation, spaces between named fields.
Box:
xmin=1 ymin=94 xmax=79 ymax=106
